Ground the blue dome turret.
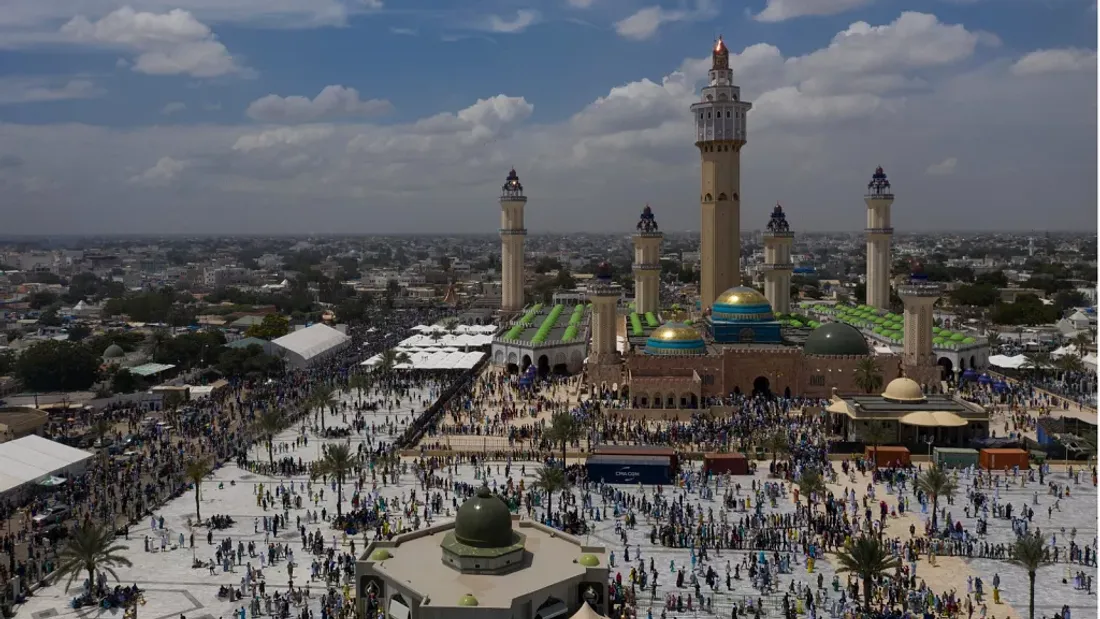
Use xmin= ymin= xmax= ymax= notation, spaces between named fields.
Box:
xmin=637 ymin=204 xmax=659 ymax=233
xmin=712 ymin=286 xmax=774 ymax=322
xmin=866 ymin=166 xmax=892 ymax=198
xmin=501 ymin=168 xmax=524 ymax=198
xmin=595 ymin=261 xmax=613 ymax=282
xmin=765 ymin=203 xmax=790 ymax=233
xmin=645 ymin=322 xmax=706 ymax=356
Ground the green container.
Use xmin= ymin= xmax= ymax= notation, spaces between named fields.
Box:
xmin=933 ymin=447 xmax=979 ymax=469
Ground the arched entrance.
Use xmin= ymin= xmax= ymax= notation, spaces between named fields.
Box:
xmin=521 ymin=354 xmax=532 ymax=371
xmin=536 ymin=597 xmax=568 ymax=619
xmin=938 ymin=357 xmax=954 ymax=380
xmin=552 ymin=362 xmax=568 ymax=375
xmin=537 ymin=354 xmax=550 ymax=376
xmin=784 ymin=386 xmax=791 ymax=399
xmin=752 ymin=376 xmax=771 ymax=398
xmin=970 ymin=355 xmax=976 ymax=369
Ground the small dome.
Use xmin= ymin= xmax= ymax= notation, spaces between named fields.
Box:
xmin=595 ymin=261 xmax=613 ymax=280
xmin=645 ymin=322 xmax=706 ymax=356
xmin=803 ymin=323 xmax=869 ymax=356
xmin=881 ymin=377 xmax=925 ymax=403
xmin=712 ymin=286 xmax=774 ymax=322
xmin=458 ymin=594 xmax=479 ymax=607
xmin=715 ymin=286 xmax=767 ymax=307
xmin=579 ymin=554 xmax=600 ymax=567
xmin=369 ymin=548 xmax=391 ymax=561
xmin=103 ymin=344 xmax=125 ymax=358
xmin=454 ymin=485 xmax=513 ymax=548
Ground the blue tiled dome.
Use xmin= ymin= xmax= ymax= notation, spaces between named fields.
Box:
xmin=645 ymin=322 xmax=706 ymax=356
xmin=712 ymin=286 xmax=774 ymax=322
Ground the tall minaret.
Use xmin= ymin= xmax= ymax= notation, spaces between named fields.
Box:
xmin=762 ymin=203 xmax=794 ymax=314
xmin=691 ymin=36 xmax=752 ymax=310
xmin=899 ymin=261 xmax=943 ymax=388
xmin=587 ymin=261 xmax=622 ymax=388
xmin=864 ymin=166 xmax=894 ymax=310
xmin=632 ymin=205 xmax=663 ymax=315
xmin=499 ymin=168 xmax=527 ymax=313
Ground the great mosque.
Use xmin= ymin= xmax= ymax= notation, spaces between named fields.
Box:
xmin=492 ymin=37 xmax=957 ymax=406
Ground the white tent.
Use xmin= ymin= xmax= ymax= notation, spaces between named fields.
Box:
xmin=1051 ymin=344 xmax=1079 ymax=359
xmin=988 ymin=354 xmax=1032 ymax=370
xmin=271 ymin=324 xmax=351 ymax=369
xmin=0 ymin=436 xmax=93 ymax=496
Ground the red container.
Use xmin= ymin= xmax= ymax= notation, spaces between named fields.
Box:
xmin=864 ymin=446 xmax=910 ymax=467
xmin=703 ymin=453 xmax=749 ymax=475
xmin=979 ymin=448 xmax=1029 ymax=471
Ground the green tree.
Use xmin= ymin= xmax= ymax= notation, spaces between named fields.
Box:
xmin=245 ymin=314 xmax=290 ymax=339
xmin=534 ymin=466 xmax=570 ymax=519
xmin=310 ymin=386 xmax=339 ymax=431
xmin=186 ymin=457 xmax=213 ymax=522
xmin=798 ymin=468 xmax=826 ymax=534
xmin=256 ymin=410 xmax=284 ymax=466
xmin=313 ymin=443 xmax=357 ymax=517
xmin=53 ymin=523 xmax=133 ymax=591
xmin=833 ymin=535 xmax=900 ymax=609
xmin=547 ymin=411 xmax=581 ymax=465
xmin=853 ymin=357 xmax=884 ymax=394
xmin=67 ymin=323 xmax=92 ymax=341
xmin=16 ymin=340 xmax=100 ymax=391
xmin=765 ymin=429 xmax=789 ymax=465
xmin=915 ymin=464 xmax=957 ymax=532
xmin=1010 ymin=532 xmax=1048 ymax=619
xmin=948 ymin=284 xmax=998 ymax=308
xmin=861 ymin=423 xmax=895 ymax=467
xmin=374 ymin=349 xmax=410 ymax=374
xmin=110 ymin=369 xmax=142 ymax=394
xmin=348 ymin=373 xmax=370 ymax=402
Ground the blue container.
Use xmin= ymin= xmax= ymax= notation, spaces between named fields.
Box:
xmin=585 ymin=455 xmax=672 ymax=485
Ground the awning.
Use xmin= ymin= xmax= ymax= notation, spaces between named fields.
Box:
xmin=825 ymin=400 xmax=853 ymax=416
xmin=899 ymin=411 xmax=968 ymax=428
xmin=388 ymin=599 xmax=410 ymax=619
xmin=38 ymin=476 xmax=67 ymax=487
xmin=538 ymin=601 xmax=569 ymax=619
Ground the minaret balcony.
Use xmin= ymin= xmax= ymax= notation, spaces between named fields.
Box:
xmin=898 ymin=281 xmax=944 ymax=298
xmin=763 ymin=231 xmax=794 ymax=239
xmin=499 ymin=228 xmax=528 ymax=236
xmin=632 ymin=264 xmax=661 ymax=272
xmin=865 ymin=227 xmax=894 ymax=235
xmin=864 ymin=192 xmax=894 ymax=200
xmin=500 ymin=193 xmax=527 ymax=202
xmin=633 ymin=231 xmax=664 ymax=239
xmin=763 ymin=263 xmax=793 ymax=271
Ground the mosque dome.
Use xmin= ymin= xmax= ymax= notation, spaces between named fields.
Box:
xmin=712 ymin=286 xmax=774 ymax=322
xmin=369 ymin=548 xmax=392 ymax=561
xmin=595 ymin=261 xmax=613 ymax=281
xmin=579 ymin=554 xmax=600 ymax=567
xmin=103 ymin=344 xmax=125 ymax=358
xmin=453 ymin=485 xmax=514 ymax=548
xmin=881 ymin=377 xmax=926 ymax=403
xmin=645 ymin=322 xmax=706 ymax=356
xmin=458 ymin=594 xmax=479 ymax=607
xmin=803 ymin=322 xmax=869 ymax=356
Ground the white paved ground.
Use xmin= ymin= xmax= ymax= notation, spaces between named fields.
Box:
xmin=15 ymin=382 xmax=1098 ymax=619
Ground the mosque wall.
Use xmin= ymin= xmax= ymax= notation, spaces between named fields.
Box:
xmin=801 ymin=354 xmax=901 ymax=398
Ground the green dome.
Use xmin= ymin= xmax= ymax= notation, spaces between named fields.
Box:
xmin=454 ymin=485 xmax=513 ymax=548
xmin=950 ymin=333 xmax=965 ymax=341
xmin=962 ymin=337 xmax=976 ymax=344
xmin=369 ymin=548 xmax=392 ymax=561
xmin=804 ymin=322 xmax=870 ymax=356
xmin=103 ymin=344 xmax=125 ymax=358
xmin=458 ymin=594 xmax=479 ymax=607
xmin=579 ymin=553 xmax=600 ymax=567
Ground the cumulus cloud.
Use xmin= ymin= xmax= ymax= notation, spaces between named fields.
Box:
xmin=614 ymin=0 xmax=717 ymax=40
xmin=754 ymin=0 xmax=874 ymax=22
xmin=232 ymin=125 xmax=335 ymax=152
xmin=161 ymin=101 xmax=187 ymax=115
xmin=0 ymin=78 xmax=104 ymax=104
xmin=246 ymin=85 xmax=391 ymax=122
xmin=480 ymin=10 xmax=540 ymax=33
xmin=926 ymin=157 xmax=958 ymax=176
xmin=1011 ymin=48 xmax=1098 ymax=76
xmin=129 ymin=156 xmax=187 ymax=185
xmin=60 ymin=7 xmax=243 ymax=77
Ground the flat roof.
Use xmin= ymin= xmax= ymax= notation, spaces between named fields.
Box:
xmin=364 ymin=518 xmax=603 ymax=609
xmin=845 ymin=394 xmax=987 ymax=418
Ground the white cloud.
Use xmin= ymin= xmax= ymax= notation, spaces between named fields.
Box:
xmin=389 ymin=27 xmax=417 ymax=36
xmin=0 ymin=78 xmax=105 ymax=104
xmin=1011 ymin=48 xmax=1098 ymax=76
xmin=754 ymin=0 xmax=873 ymax=22
xmin=481 ymin=10 xmax=540 ymax=33
xmin=246 ymin=85 xmax=392 ymax=122
xmin=232 ymin=125 xmax=335 ymax=152
xmin=60 ymin=7 xmax=243 ymax=77
xmin=0 ymin=12 xmax=1094 ymax=234
xmin=129 ymin=156 xmax=187 ymax=184
xmin=161 ymin=101 xmax=187 ymax=115
xmin=614 ymin=0 xmax=717 ymax=40
xmin=567 ymin=0 xmax=595 ymax=7
xmin=926 ymin=157 xmax=958 ymax=176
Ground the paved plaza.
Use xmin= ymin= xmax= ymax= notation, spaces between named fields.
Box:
xmin=13 ymin=378 xmax=1099 ymax=619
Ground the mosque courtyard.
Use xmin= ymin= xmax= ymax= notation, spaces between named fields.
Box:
xmin=13 ymin=379 xmax=1098 ymax=619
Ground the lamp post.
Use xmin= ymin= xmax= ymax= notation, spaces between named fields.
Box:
xmin=923 ymin=435 xmax=935 ymax=459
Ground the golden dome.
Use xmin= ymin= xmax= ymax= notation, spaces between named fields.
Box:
xmin=650 ymin=322 xmax=702 ymax=342
xmin=881 ymin=377 xmax=926 ymax=403
xmin=714 ymin=286 xmax=769 ymax=307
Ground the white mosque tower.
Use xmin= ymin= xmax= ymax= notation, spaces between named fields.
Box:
xmin=691 ymin=36 xmax=753 ymax=310
xmin=864 ymin=166 xmax=894 ymax=310
xmin=499 ymin=168 xmax=527 ymax=314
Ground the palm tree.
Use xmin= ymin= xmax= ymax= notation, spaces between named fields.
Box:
xmin=798 ymin=468 xmax=826 ymax=534
xmin=534 ymin=465 xmax=570 ymax=520
xmin=1024 ymin=352 xmax=1051 ymax=372
xmin=1056 ymin=353 xmax=1084 ymax=375
xmin=915 ymin=464 xmax=957 ymax=532
xmin=853 ymin=357 xmax=884 ymax=394
xmin=1010 ymin=532 xmax=1048 ymax=619
xmin=256 ymin=410 xmax=284 ymax=466
xmin=313 ymin=443 xmax=357 ymax=517
xmin=1071 ymin=332 xmax=1092 ymax=354
xmin=311 ymin=386 xmax=339 ymax=431
xmin=547 ymin=411 xmax=581 ymax=466
xmin=145 ymin=329 xmax=172 ymax=363
xmin=861 ymin=423 xmax=894 ymax=468
xmin=375 ymin=348 xmax=410 ymax=374
xmin=834 ymin=535 xmax=900 ymax=609
xmin=186 ymin=457 xmax=213 ymax=523
xmin=53 ymin=522 xmax=133 ymax=592
xmin=348 ymin=373 xmax=370 ymax=403
xmin=986 ymin=331 xmax=1002 ymax=351
xmin=765 ymin=429 xmax=789 ymax=466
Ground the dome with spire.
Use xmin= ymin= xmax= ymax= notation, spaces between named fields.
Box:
xmin=711 ymin=36 xmax=729 ymax=70
xmin=765 ymin=203 xmax=790 ymax=233
xmin=645 ymin=322 xmax=706 ymax=356
xmin=712 ymin=286 xmax=774 ymax=322
xmin=501 ymin=168 xmax=524 ymax=197
xmin=636 ymin=205 xmax=659 ymax=234
xmin=866 ymin=166 xmax=892 ymax=197
xmin=595 ymin=261 xmax=613 ymax=281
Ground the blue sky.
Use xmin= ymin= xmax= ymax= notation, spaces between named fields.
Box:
xmin=0 ymin=0 xmax=1095 ymax=233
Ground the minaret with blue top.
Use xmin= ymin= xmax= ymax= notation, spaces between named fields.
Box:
xmin=898 ymin=260 xmax=943 ymax=386
xmin=762 ymin=203 xmax=794 ymax=314
xmin=633 ymin=205 xmax=663 ymax=316
xmin=865 ymin=166 xmax=894 ymax=310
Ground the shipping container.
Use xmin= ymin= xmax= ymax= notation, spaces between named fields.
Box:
xmin=703 ymin=453 xmax=749 ymax=475
xmin=933 ymin=447 xmax=979 ymax=469
xmin=592 ymin=445 xmax=679 ymax=472
xmin=979 ymin=448 xmax=1029 ymax=471
xmin=864 ymin=446 xmax=910 ymax=467
xmin=585 ymin=454 xmax=673 ymax=485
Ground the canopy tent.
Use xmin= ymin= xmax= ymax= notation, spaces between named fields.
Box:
xmin=1052 ymin=344 xmax=1080 ymax=359
xmin=899 ymin=411 xmax=968 ymax=428
xmin=365 ymin=350 xmax=484 ymax=371
xmin=271 ymin=323 xmax=351 ymax=369
xmin=0 ymin=435 xmax=93 ymax=496
xmin=396 ymin=333 xmax=493 ymax=348
xmin=988 ymin=354 xmax=1032 ymax=370
xmin=569 ymin=602 xmax=609 ymax=619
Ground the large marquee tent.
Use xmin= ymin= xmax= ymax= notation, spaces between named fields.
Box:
xmin=0 ymin=435 xmax=93 ymax=496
